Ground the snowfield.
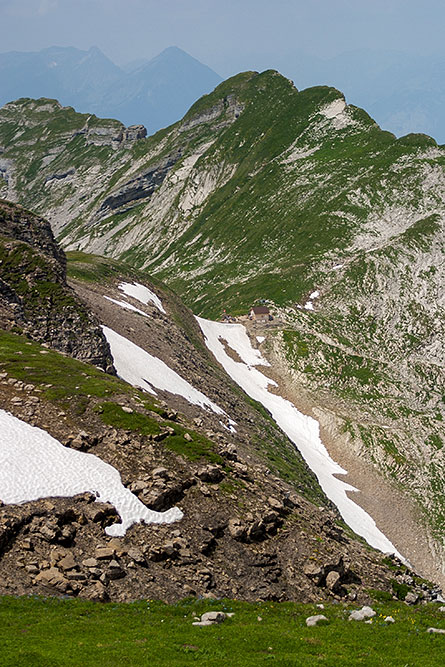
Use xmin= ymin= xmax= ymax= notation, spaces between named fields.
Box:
xmin=197 ymin=317 xmax=403 ymax=559
xmin=0 ymin=409 xmax=182 ymax=536
xmin=118 ymin=282 xmax=166 ymax=313
xmin=102 ymin=326 xmax=227 ymax=417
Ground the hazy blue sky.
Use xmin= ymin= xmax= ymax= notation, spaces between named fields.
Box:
xmin=1 ymin=0 xmax=445 ymax=75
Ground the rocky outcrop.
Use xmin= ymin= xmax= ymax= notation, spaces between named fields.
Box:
xmin=0 ymin=453 xmax=438 ymax=604
xmin=123 ymin=125 xmax=147 ymax=142
xmin=179 ymin=94 xmax=244 ymax=133
xmin=0 ymin=200 xmax=114 ymax=371
xmin=84 ymin=123 xmax=147 ymax=148
xmin=0 ymin=198 xmax=66 ymax=268
xmin=97 ymin=151 xmax=181 ymax=214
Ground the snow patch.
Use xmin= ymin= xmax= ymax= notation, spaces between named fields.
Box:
xmin=118 ymin=282 xmax=166 ymax=313
xmin=196 ymin=317 xmax=403 ymax=559
xmin=104 ymin=296 xmax=149 ymax=318
xmin=103 ymin=326 xmax=227 ymax=417
xmin=304 ymin=290 xmax=320 ymax=310
xmin=256 ymin=336 xmax=266 ymax=344
xmin=221 ymin=418 xmax=237 ymax=434
xmin=0 ymin=410 xmax=182 ymax=536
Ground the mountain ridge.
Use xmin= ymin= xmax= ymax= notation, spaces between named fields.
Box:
xmin=0 ymin=70 xmax=444 ymax=585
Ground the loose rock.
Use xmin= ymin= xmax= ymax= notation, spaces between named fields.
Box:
xmin=192 ymin=611 xmax=227 ymax=626
xmin=349 ymin=606 xmax=376 ymax=621
xmin=306 ymin=615 xmax=328 ymax=627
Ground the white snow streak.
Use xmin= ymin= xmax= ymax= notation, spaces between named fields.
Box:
xmin=103 ymin=326 xmax=227 ymax=416
xmin=304 ymin=290 xmax=320 ymax=310
xmin=196 ymin=317 xmax=403 ymax=558
xmin=104 ymin=296 xmax=149 ymax=318
xmin=118 ymin=282 xmax=166 ymax=313
xmin=0 ymin=410 xmax=182 ymax=536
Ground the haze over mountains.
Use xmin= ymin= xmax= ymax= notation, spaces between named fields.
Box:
xmin=1 ymin=45 xmax=445 ymax=142
xmin=0 ymin=45 xmax=222 ymax=135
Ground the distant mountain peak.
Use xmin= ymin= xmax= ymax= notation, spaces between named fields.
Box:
xmin=0 ymin=44 xmax=222 ymax=134
xmin=148 ymin=45 xmax=221 ymax=74
xmin=159 ymin=45 xmax=188 ymax=56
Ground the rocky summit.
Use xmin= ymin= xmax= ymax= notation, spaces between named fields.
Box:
xmin=0 ymin=69 xmax=444 ymax=603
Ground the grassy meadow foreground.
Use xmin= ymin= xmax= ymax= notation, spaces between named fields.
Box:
xmin=1 ymin=596 xmax=444 ymax=666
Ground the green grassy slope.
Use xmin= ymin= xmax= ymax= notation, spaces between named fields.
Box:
xmin=1 ymin=596 xmax=444 ymax=666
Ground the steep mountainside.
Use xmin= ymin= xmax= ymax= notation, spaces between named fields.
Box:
xmin=0 ymin=199 xmax=113 ymax=371
xmin=1 ymin=202 xmax=426 ymax=604
xmin=0 ymin=70 xmax=442 ymax=317
xmin=0 ymin=46 xmax=222 ymax=135
xmin=0 ymin=72 xmax=444 ymax=583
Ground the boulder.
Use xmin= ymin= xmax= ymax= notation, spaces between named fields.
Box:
xmin=349 ymin=606 xmax=376 ymax=621
xmin=107 ymin=560 xmax=126 ymax=580
xmin=325 ymin=570 xmax=341 ymax=592
xmin=35 ymin=567 xmax=70 ymax=593
xmin=247 ymin=520 xmax=266 ymax=542
xmin=78 ymin=582 xmax=109 ymax=602
xmin=151 ymin=467 xmax=169 ymax=480
xmin=94 ymin=546 xmax=115 ymax=560
xmin=38 ymin=524 xmax=59 ymax=543
xmin=303 ymin=561 xmax=324 ymax=585
xmin=306 ymin=615 xmax=328 ymax=627
xmin=192 ymin=611 xmax=227 ymax=626
xmin=427 ymin=628 xmax=445 ymax=634
xmin=228 ymin=518 xmax=247 ymax=541
xmin=219 ymin=444 xmax=238 ymax=461
xmin=267 ymin=496 xmax=285 ymax=513
xmin=58 ymin=553 xmax=77 ymax=572
xmin=127 ymin=548 xmax=146 ymax=566
xmin=196 ymin=466 xmax=225 ymax=484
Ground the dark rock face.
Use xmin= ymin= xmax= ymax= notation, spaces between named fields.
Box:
xmin=97 ymin=151 xmax=181 ymax=215
xmin=0 ymin=199 xmax=114 ymax=371
xmin=0 ymin=198 xmax=66 ymax=270
xmin=123 ymin=125 xmax=147 ymax=142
